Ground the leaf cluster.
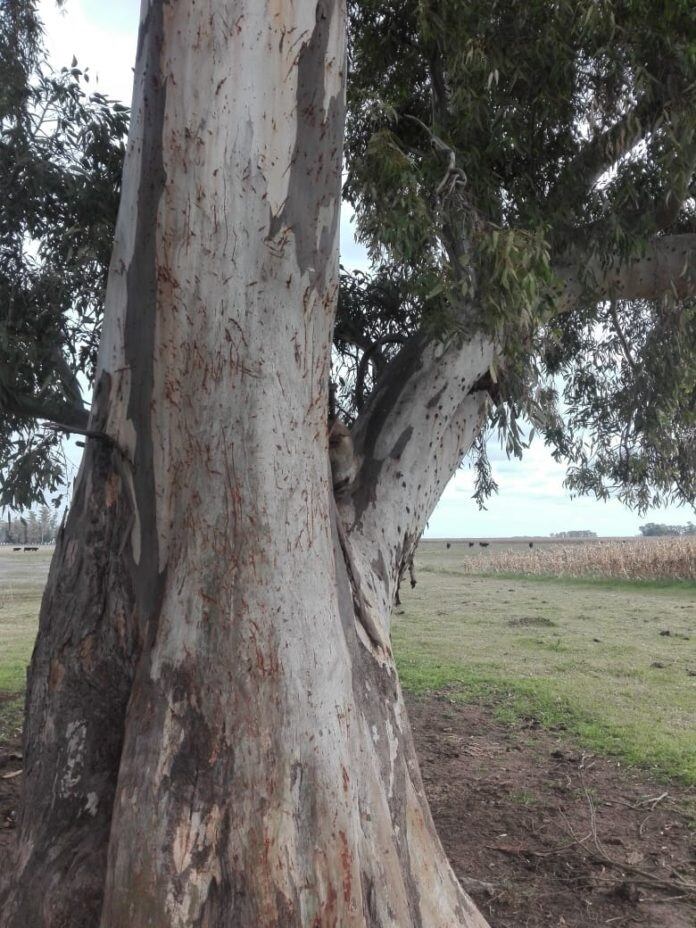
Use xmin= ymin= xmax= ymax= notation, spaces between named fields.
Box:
xmin=2 ymin=1 xmax=696 ymax=515
xmin=0 ymin=1 xmax=128 ymax=508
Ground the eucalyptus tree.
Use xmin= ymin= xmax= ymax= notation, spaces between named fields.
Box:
xmin=2 ymin=1 xmax=696 ymax=927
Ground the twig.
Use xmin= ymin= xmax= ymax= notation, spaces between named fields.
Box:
xmin=646 ymin=791 xmax=669 ymax=810
xmin=573 ymin=780 xmax=696 ymax=898
xmin=614 ymin=791 xmax=670 ymax=812
xmin=43 ymin=422 xmax=133 ymax=468
xmin=42 ymin=421 xmax=115 ymax=444
xmin=530 ymin=833 xmax=593 ymax=858
xmin=608 ymin=299 xmax=639 ymax=373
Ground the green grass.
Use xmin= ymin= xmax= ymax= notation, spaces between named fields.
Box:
xmin=456 ymin=571 xmax=696 ymax=595
xmin=395 ymin=541 xmax=696 ymax=785
xmin=0 ymin=549 xmax=52 ymax=741
xmin=0 ymin=696 xmax=25 ymax=743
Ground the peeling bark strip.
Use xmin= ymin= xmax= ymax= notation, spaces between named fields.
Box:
xmin=4 ymin=2 xmax=492 ymax=926
xmin=123 ymin=0 xmax=168 ymax=627
xmin=269 ymin=0 xmax=344 ymax=278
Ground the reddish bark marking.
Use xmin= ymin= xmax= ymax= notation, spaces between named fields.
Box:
xmin=254 ymin=644 xmax=280 ymax=678
xmin=338 ymin=830 xmax=353 ymax=904
xmin=312 ymin=879 xmax=337 ymax=928
xmin=104 ymin=472 xmax=120 ymax=508
xmin=48 ymin=659 xmax=65 ymax=691
xmin=79 ymin=635 xmax=97 ymax=672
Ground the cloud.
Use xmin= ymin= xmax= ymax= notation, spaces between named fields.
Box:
xmin=340 ymin=203 xmax=370 ymax=272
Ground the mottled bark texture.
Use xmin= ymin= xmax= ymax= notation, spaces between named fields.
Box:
xmin=1 ymin=375 xmax=138 ymax=928
xmin=2 ymin=2 xmax=492 ymax=926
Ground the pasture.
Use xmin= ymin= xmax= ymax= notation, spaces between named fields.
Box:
xmin=0 ymin=540 xmax=696 ymax=784
xmin=397 ymin=539 xmax=696 ymax=784
xmin=1 ymin=541 xmax=695 ymax=925
xmin=1 ymin=541 xmax=695 ymax=779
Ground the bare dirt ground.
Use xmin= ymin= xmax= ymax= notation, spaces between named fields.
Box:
xmin=2 ymin=692 xmax=694 ymax=926
xmin=408 ymin=693 xmax=696 ymax=928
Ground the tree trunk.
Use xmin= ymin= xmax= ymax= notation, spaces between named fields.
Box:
xmin=2 ymin=2 xmax=491 ymax=925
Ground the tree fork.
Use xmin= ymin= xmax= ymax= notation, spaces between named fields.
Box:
xmin=3 ymin=2 xmax=491 ymax=926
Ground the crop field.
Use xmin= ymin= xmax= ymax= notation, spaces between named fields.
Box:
xmin=447 ymin=534 xmax=696 ymax=582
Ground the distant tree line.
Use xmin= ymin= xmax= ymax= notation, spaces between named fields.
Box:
xmin=639 ymin=522 xmax=696 ymax=537
xmin=550 ymin=530 xmax=597 ymax=539
xmin=1 ymin=506 xmax=59 ymax=544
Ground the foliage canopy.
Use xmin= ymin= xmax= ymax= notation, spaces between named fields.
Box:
xmin=344 ymin=0 xmax=696 ymax=510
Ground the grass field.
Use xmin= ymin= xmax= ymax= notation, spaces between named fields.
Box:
xmin=1 ymin=541 xmax=695 ymax=784
xmin=397 ymin=540 xmax=696 ymax=783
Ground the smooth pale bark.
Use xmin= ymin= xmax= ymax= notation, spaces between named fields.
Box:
xmin=341 ymin=227 xmax=696 ymax=624
xmin=346 ymin=334 xmax=494 ymax=627
xmin=553 ymin=233 xmax=696 ymax=312
xmin=3 ymin=2 xmax=491 ymax=926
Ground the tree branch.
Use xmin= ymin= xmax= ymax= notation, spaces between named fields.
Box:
xmin=545 ymin=94 xmax=668 ymax=210
xmin=647 ymin=148 xmax=696 ymax=233
xmin=552 ymin=233 xmax=696 ymax=312
xmin=354 ymin=334 xmax=407 ymax=411
xmin=0 ymin=380 xmax=89 ymax=429
xmin=342 ymin=331 xmax=494 ymax=625
xmin=608 ymin=300 xmax=639 ymax=374
xmin=50 ymin=346 xmax=86 ymax=411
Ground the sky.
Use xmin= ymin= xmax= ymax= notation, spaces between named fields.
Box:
xmin=37 ymin=0 xmax=695 ymax=537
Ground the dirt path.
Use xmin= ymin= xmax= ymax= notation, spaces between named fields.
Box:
xmin=2 ymin=693 xmax=694 ymax=926
xmin=408 ymin=692 xmax=695 ymax=928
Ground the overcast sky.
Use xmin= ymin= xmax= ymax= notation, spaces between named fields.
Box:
xmin=38 ymin=0 xmax=694 ymax=537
